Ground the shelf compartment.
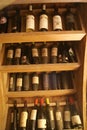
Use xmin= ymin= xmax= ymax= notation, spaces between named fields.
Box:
xmin=0 ymin=31 xmax=86 ymax=43
xmin=7 ymin=89 xmax=77 ymax=98
xmin=0 ymin=63 xmax=80 ymax=73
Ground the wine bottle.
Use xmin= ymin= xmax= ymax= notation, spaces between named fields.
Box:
xmin=62 ymin=42 xmax=69 ymax=63
xmin=64 ymin=7 xmax=76 ymax=30
xmin=53 ymin=8 xmax=63 ymax=31
xmin=11 ymin=8 xmax=21 ymax=32
xmin=31 ymin=42 xmax=39 ymax=64
xmin=23 ymin=72 xmax=30 ymax=91
xmin=39 ymin=4 xmax=48 ymax=31
xmin=32 ymin=73 xmax=39 ymax=90
xmin=64 ymin=98 xmax=71 ymax=129
xmin=69 ymin=97 xmax=83 ymax=129
xmin=55 ymin=101 xmax=63 ymax=130
xmin=14 ymin=43 xmax=22 ymax=65
xmin=37 ymin=98 xmax=47 ymax=130
xmin=16 ymin=73 xmax=23 ymax=91
xmin=58 ymin=42 xmax=63 ymax=63
xmin=50 ymin=71 xmax=57 ymax=90
xmin=0 ymin=9 xmax=8 ymax=33
xmin=41 ymin=42 xmax=49 ymax=64
xmin=6 ymin=44 xmax=14 ymax=65
xmin=51 ymin=42 xmax=58 ymax=63
xmin=56 ymin=72 xmax=62 ymax=89
xmin=10 ymin=100 xmax=19 ymax=130
xmin=45 ymin=98 xmax=55 ymax=130
xmin=9 ymin=73 xmax=16 ymax=91
xmin=20 ymin=101 xmax=28 ymax=130
xmin=26 ymin=5 xmax=35 ymax=32
xmin=61 ymin=71 xmax=69 ymax=89
xmin=29 ymin=98 xmax=39 ymax=130
xmin=42 ymin=72 xmax=49 ymax=90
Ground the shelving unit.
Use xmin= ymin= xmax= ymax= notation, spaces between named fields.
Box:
xmin=0 ymin=1 xmax=87 ymax=130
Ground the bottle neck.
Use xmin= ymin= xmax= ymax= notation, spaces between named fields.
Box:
xmin=29 ymin=5 xmax=32 ymax=11
xmin=43 ymin=4 xmax=46 ymax=11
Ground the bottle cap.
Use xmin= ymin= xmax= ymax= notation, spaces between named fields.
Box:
xmin=34 ymin=98 xmax=38 ymax=105
xmin=46 ymin=98 xmax=50 ymax=105
xmin=40 ymin=97 xmax=44 ymax=105
xmin=69 ymin=97 xmax=74 ymax=104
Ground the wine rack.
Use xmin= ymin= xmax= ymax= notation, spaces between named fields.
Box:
xmin=0 ymin=2 xmax=87 ymax=130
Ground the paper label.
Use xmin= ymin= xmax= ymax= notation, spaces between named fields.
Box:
xmin=32 ymin=48 xmax=38 ymax=57
xmin=42 ymin=48 xmax=48 ymax=57
xmin=38 ymin=119 xmax=46 ymax=128
xmin=7 ymin=50 xmax=13 ymax=58
xmin=53 ymin=15 xmax=62 ymax=30
xmin=32 ymin=76 xmax=39 ymax=84
xmin=15 ymin=48 xmax=21 ymax=58
xmin=64 ymin=111 xmax=71 ymax=121
xmin=51 ymin=47 xmax=57 ymax=56
xmin=20 ymin=111 xmax=28 ymax=127
xmin=39 ymin=14 xmax=48 ymax=30
xmin=26 ymin=15 xmax=35 ymax=30
xmin=30 ymin=109 xmax=37 ymax=120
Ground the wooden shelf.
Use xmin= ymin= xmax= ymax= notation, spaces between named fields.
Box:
xmin=0 ymin=63 xmax=80 ymax=73
xmin=0 ymin=31 xmax=85 ymax=43
xmin=7 ymin=89 xmax=77 ymax=98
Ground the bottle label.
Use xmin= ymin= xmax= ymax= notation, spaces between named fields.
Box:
xmin=32 ymin=48 xmax=38 ymax=57
xmin=26 ymin=15 xmax=35 ymax=30
xmin=21 ymin=56 xmax=27 ymax=63
xmin=9 ymin=77 xmax=13 ymax=86
xmin=0 ymin=16 xmax=7 ymax=24
xmin=51 ymin=47 xmax=57 ymax=56
xmin=32 ymin=76 xmax=39 ymax=84
xmin=17 ymin=78 xmax=22 ymax=87
xmin=15 ymin=48 xmax=21 ymax=58
xmin=49 ymin=110 xmax=54 ymax=120
xmin=66 ymin=14 xmax=75 ymax=23
xmin=20 ymin=111 xmax=28 ymax=127
xmin=7 ymin=49 xmax=13 ymax=58
xmin=64 ymin=111 xmax=71 ymax=121
xmin=30 ymin=109 xmax=37 ymax=120
xmin=38 ymin=119 xmax=46 ymax=128
xmin=71 ymin=115 xmax=82 ymax=125
xmin=56 ymin=111 xmax=62 ymax=120
xmin=39 ymin=14 xmax=48 ymax=30
xmin=42 ymin=48 xmax=48 ymax=57
xmin=53 ymin=15 xmax=62 ymax=30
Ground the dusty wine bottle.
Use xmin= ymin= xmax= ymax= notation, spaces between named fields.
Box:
xmin=39 ymin=4 xmax=48 ymax=31
xmin=26 ymin=5 xmax=35 ymax=32
xmin=32 ymin=72 xmax=39 ymax=90
xmin=9 ymin=73 xmax=16 ymax=91
xmin=23 ymin=72 xmax=30 ymax=91
xmin=42 ymin=72 xmax=49 ymax=90
xmin=51 ymin=42 xmax=58 ymax=63
xmin=16 ymin=73 xmax=23 ymax=91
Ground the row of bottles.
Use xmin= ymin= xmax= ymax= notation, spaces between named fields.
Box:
xmin=9 ymin=97 xmax=82 ymax=130
xmin=4 ymin=42 xmax=77 ymax=65
xmin=0 ymin=4 xmax=80 ymax=33
xmin=9 ymin=71 xmax=73 ymax=91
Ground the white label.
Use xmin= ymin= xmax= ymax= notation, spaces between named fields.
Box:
xmin=56 ymin=111 xmax=62 ymax=120
xmin=0 ymin=16 xmax=7 ymax=24
xmin=20 ymin=111 xmax=28 ymax=127
xmin=32 ymin=76 xmax=39 ymax=84
xmin=64 ymin=111 xmax=71 ymax=121
xmin=30 ymin=109 xmax=37 ymax=120
xmin=32 ymin=48 xmax=38 ymax=57
xmin=53 ymin=15 xmax=62 ymax=30
xmin=7 ymin=50 xmax=13 ymax=58
xmin=49 ymin=110 xmax=54 ymax=120
xmin=39 ymin=14 xmax=48 ymax=30
xmin=42 ymin=48 xmax=48 ymax=57
xmin=15 ymin=48 xmax=21 ymax=58
xmin=71 ymin=115 xmax=81 ymax=125
xmin=51 ymin=47 xmax=57 ymax=56
xmin=38 ymin=119 xmax=46 ymax=128
xmin=26 ymin=15 xmax=35 ymax=30
xmin=9 ymin=77 xmax=13 ymax=86
xmin=17 ymin=78 xmax=22 ymax=87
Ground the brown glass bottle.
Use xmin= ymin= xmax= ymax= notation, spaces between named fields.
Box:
xmin=32 ymin=73 xmax=39 ymax=90
xmin=16 ymin=73 xmax=23 ymax=91
xmin=9 ymin=73 xmax=16 ymax=91
xmin=42 ymin=72 xmax=49 ymax=90
xmin=51 ymin=42 xmax=58 ymax=63
xmin=39 ymin=4 xmax=48 ymax=31
xmin=23 ymin=72 xmax=30 ymax=91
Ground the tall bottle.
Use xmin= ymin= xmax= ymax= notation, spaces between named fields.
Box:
xmin=37 ymin=98 xmax=47 ymax=130
xmin=20 ymin=101 xmax=28 ymax=130
xmin=51 ymin=42 xmax=58 ymax=63
xmin=69 ymin=97 xmax=83 ymax=129
xmin=11 ymin=8 xmax=21 ymax=32
xmin=50 ymin=71 xmax=57 ymax=90
xmin=5 ymin=44 xmax=14 ymax=65
xmin=39 ymin=4 xmax=48 ymax=31
xmin=29 ymin=98 xmax=39 ymax=130
xmin=45 ymin=98 xmax=55 ymax=130
xmin=10 ymin=100 xmax=19 ymax=130
xmin=32 ymin=73 xmax=39 ymax=90
xmin=26 ymin=5 xmax=35 ymax=32
xmin=55 ymin=101 xmax=63 ymax=130
xmin=0 ymin=9 xmax=8 ymax=33
xmin=64 ymin=7 xmax=76 ymax=30
xmin=61 ymin=71 xmax=69 ymax=89
xmin=16 ymin=73 xmax=23 ymax=91
xmin=42 ymin=72 xmax=49 ymax=90
xmin=23 ymin=72 xmax=30 ymax=91
xmin=14 ymin=43 xmax=22 ymax=65
xmin=31 ymin=42 xmax=39 ymax=64
xmin=56 ymin=72 xmax=62 ymax=89
xmin=9 ymin=73 xmax=16 ymax=91
xmin=53 ymin=8 xmax=63 ymax=31
xmin=41 ymin=42 xmax=49 ymax=64
xmin=63 ymin=98 xmax=71 ymax=129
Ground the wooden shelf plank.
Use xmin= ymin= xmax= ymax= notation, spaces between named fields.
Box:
xmin=0 ymin=63 xmax=80 ymax=72
xmin=7 ymin=89 xmax=77 ymax=98
xmin=0 ymin=31 xmax=85 ymax=43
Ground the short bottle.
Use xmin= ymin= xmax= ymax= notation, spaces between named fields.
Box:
xmin=32 ymin=73 xmax=39 ymax=90
xmin=9 ymin=73 xmax=16 ymax=91
xmin=16 ymin=73 xmax=23 ymax=91
xmin=51 ymin=42 xmax=58 ymax=63
xmin=53 ymin=8 xmax=63 ymax=31
xmin=26 ymin=5 xmax=35 ymax=32
xmin=39 ymin=4 xmax=48 ymax=31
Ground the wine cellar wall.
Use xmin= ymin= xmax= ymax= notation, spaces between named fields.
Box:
xmin=0 ymin=1 xmax=87 ymax=130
